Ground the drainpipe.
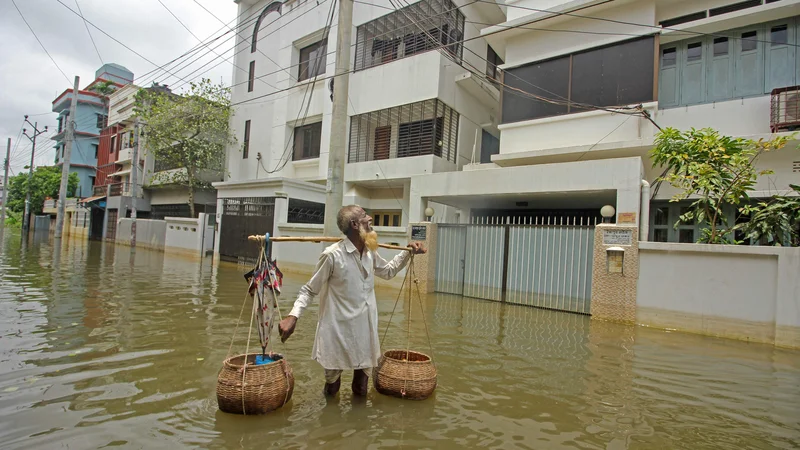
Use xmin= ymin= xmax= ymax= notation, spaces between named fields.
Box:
xmin=640 ymin=179 xmax=650 ymax=241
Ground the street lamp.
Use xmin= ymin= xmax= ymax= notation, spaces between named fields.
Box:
xmin=424 ymin=206 xmax=435 ymax=222
xmin=600 ymin=205 xmax=615 ymax=223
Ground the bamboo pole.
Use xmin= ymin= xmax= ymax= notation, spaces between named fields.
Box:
xmin=247 ymin=235 xmax=411 ymax=252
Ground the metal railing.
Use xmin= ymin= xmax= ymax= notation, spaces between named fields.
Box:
xmin=108 ymin=182 xmax=131 ymax=197
xmin=93 ymin=185 xmax=106 ymax=197
xmin=770 ymin=85 xmax=800 ymax=132
xmin=348 ymin=98 xmax=459 ymax=163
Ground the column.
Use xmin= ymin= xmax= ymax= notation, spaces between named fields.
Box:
xmin=590 ymin=224 xmax=640 ymax=324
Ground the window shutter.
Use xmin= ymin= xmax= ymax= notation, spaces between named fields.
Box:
xmin=764 ymin=22 xmax=796 ymax=93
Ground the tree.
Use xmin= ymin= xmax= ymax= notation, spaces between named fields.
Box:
xmin=134 ymin=78 xmax=234 ymax=217
xmin=87 ymin=80 xmax=115 ymax=127
xmin=735 ymin=184 xmax=800 ymax=246
xmin=6 ymin=166 xmax=79 ymax=217
xmin=651 ymin=128 xmax=791 ymax=244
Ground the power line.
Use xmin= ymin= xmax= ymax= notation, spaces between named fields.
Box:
xmin=74 ymin=0 xmax=103 ymax=65
xmin=12 ymin=0 xmax=71 ymax=85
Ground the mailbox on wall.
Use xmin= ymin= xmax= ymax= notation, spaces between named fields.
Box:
xmin=606 ymin=246 xmax=625 ymax=274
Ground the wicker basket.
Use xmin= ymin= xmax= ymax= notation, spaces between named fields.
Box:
xmin=216 ymin=353 xmax=294 ymax=415
xmin=373 ymin=349 xmax=437 ymax=400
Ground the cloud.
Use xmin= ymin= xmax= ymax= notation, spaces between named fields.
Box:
xmin=0 ymin=0 xmax=237 ymax=176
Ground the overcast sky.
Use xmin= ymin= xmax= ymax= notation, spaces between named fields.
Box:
xmin=0 ymin=0 xmax=238 ymax=178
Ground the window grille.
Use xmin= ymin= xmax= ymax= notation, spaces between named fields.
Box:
xmin=222 ymin=197 xmax=275 ymax=217
xmin=353 ymin=0 xmax=464 ymax=72
xmin=348 ymin=98 xmax=459 ymax=163
xmin=288 ymin=198 xmax=325 ymax=224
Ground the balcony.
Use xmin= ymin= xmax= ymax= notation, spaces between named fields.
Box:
xmin=117 ymin=147 xmax=133 ymax=163
xmin=345 ymin=98 xmax=458 ymax=183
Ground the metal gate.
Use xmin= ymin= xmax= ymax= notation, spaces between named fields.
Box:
xmin=219 ymin=197 xmax=275 ymax=265
xmin=434 ymin=216 xmax=596 ymax=315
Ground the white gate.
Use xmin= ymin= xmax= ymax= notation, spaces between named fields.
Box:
xmin=434 ymin=216 xmax=597 ymax=315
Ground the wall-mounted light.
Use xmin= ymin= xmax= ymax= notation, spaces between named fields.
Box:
xmin=600 ymin=205 xmax=616 ymax=223
xmin=424 ymin=206 xmax=435 ymax=222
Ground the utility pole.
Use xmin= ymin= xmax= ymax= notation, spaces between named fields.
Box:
xmin=55 ymin=76 xmax=80 ymax=239
xmin=130 ymin=116 xmax=140 ymax=248
xmin=323 ymin=0 xmax=354 ymax=237
xmin=22 ymin=117 xmax=48 ymax=232
xmin=1 ymin=138 xmax=10 ymax=228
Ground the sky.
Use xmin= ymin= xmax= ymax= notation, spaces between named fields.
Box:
xmin=0 ymin=0 xmax=239 ymax=179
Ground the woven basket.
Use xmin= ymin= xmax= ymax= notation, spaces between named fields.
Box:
xmin=373 ymin=349 xmax=437 ymax=400
xmin=216 ymin=353 xmax=294 ymax=415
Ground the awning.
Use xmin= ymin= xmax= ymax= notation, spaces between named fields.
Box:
xmin=80 ymin=195 xmax=106 ymax=205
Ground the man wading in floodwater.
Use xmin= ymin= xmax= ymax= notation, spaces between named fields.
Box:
xmin=278 ymin=205 xmax=426 ymax=396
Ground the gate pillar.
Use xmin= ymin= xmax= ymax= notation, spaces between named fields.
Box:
xmin=409 ymin=222 xmax=438 ymax=294
xmin=590 ymin=224 xmax=639 ymax=324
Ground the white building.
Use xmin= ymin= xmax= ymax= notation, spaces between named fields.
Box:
xmin=216 ymin=0 xmax=800 ymax=267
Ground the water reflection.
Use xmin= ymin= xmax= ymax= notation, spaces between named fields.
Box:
xmin=0 ymin=232 xmax=798 ymax=449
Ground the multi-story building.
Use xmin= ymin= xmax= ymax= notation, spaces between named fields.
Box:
xmin=216 ymin=0 xmax=799 ymax=267
xmin=214 ymin=0 xmax=506 ymax=264
xmin=90 ymin=83 xmax=222 ymax=241
xmin=51 ymin=63 xmax=134 ymax=198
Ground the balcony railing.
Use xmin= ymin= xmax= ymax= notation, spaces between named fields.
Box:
xmin=353 ymin=0 xmax=464 ymax=72
xmin=154 ymin=159 xmax=183 ymax=173
xmin=93 ymin=185 xmax=106 ymax=197
xmin=348 ymin=98 xmax=459 ymax=163
xmin=108 ymin=182 xmax=131 ymax=197
xmin=770 ymin=85 xmax=800 ymax=133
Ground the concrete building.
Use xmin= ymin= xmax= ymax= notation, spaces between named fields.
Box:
xmin=51 ymin=63 xmax=134 ymax=199
xmin=214 ymin=0 xmax=506 ymax=263
xmin=215 ymin=0 xmax=800 ymax=266
xmin=88 ymin=83 xmax=221 ymax=241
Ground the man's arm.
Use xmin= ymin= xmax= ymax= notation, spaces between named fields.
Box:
xmin=279 ymin=252 xmax=333 ymax=341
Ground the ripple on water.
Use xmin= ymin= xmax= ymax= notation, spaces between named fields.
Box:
xmin=0 ymin=235 xmax=799 ymax=449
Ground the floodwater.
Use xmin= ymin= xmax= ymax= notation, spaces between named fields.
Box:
xmin=0 ymin=230 xmax=799 ymax=450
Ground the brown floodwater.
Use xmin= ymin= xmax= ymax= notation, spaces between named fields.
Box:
xmin=0 ymin=229 xmax=798 ymax=449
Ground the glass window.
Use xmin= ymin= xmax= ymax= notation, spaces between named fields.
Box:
xmin=293 ymin=122 xmax=322 ymax=160
xmin=713 ymin=37 xmax=729 ymax=56
xmin=243 ymin=120 xmax=251 ymax=159
xmin=680 ymin=207 xmax=695 ymax=224
xmin=771 ymin=25 xmax=788 ymax=46
xmin=654 ymin=207 xmax=669 ymax=226
xmin=662 ymin=48 xmax=677 ymax=67
xmin=687 ymin=42 xmax=702 ymax=61
xmin=298 ymin=39 xmax=328 ymax=82
xmin=653 ymin=228 xmax=668 ymax=242
xmin=679 ymin=229 xmax=695 ymax=243
xmin=248 ymin=61 xmax=255 ymax=92
xmin=741 ymin=31 xmax=758 ymax=51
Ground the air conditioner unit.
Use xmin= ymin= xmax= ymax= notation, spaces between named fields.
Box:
xmin=770 ymin=86 xmax=800 ymax=133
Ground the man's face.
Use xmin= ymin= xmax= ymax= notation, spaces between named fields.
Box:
xmin=351 ymin=208 xmax=373 ymax=233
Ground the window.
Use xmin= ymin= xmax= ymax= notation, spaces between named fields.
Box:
xmin=771 ymin=25 xmax=788 ymax=46
xmin=687 ymin=42 xmax=702 ymax=61
xmin=713 ymin=37 xmax=729 ymax=56
xmin=486 ymin=45 xmax=504 ymax=82
xmin=480 ymin=130 xmax=499 ymax=164
xmin=251 ymin=1 xmax=282 ymax=53
xmin=248 ymin=61 xmax=255 ymax=92
xmin=349 ymin=98 xmax=459 ymax=163
xmin=679 ymin=229 xmax=695 ymax=243
xmin=709 ymin=0 xmax=762 ymax=17
xmin=293 ymin=122 xmax=322 ymax=160
xmin=298 ymin=39 xmax=327 ymax=82
xmin=659 ymin=11 xmax=708 ymax=28
xmin=110 ymin=136 xmax=116 ymax=153
xmin=96 ymin=114 xmax=108 ymax=129
xmin=503 ymin=36 xmax=655 ymax=123
xmin=57 ymin=117 xmax=64 ymax=133
xmin=398 ymin=117 xmax=444 ymax=158
xmin=243 ymin=120 xmax=251 ymax=159
xmin=371 ymin=210 xmax=401 ymax=227
xmin=353 ymin=0 xmax=465 ymax=71
xmin=89 ymin=176 xmax=96 ymax=187
xmin=93 ymin=144 xmax=99 ymax=158
xmin=661 ymin=47 xmax=677 ymax=66
xmin=741 ymin=31 xmax=758 ymax=51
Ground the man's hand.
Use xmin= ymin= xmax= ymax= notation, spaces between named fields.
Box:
xmin=278 ymin=316 xmax=297 ymax=343
xmin=407 ymin=242 xmax=426 ymax=254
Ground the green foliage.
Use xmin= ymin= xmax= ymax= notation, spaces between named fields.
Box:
xmin=651 ymin=127 xmax=791 ymax=244
xmin=134 ymin=78 xmax=234 ymax=217
xmin=735 ymin=185 xmax=800 ymax=246
xmin=3 ymin=210 xmax=22 ymax=229
xmin=6 ymin=166 xmax=79 ymax=216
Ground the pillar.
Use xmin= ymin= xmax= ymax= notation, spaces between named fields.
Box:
xmin=408 ymin=221 xmax=438 ymax=294
xmin=590 ymin=224 xmax=639 ymax=324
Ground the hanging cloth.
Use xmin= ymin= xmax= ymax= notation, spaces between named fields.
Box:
xmin=244 ymin=233 xmax=283 ymax=355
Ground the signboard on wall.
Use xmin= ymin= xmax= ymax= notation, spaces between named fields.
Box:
xmin=617 ymin=212 xmax=637 ymax=224
xmin=603 ymin=229 xmax=633 ymax=246
xmin=411 ymin=225 xmax=427 ymax=241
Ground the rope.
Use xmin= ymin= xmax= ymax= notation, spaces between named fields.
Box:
xmin=403 ymin=255 xmax=414 ymax=397
xmin=241 ymin=281 xmax=257 ymax=415
xmin=227 ymin=288 xmax=254 ymax=358
xmin=381 ymin=261 xmax=411 ymax=343
xmin=411 ymin=259 xmax=436 ymax=369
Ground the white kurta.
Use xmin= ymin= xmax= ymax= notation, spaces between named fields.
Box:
xmin=288 ymin=238 xmax=411 ymax=370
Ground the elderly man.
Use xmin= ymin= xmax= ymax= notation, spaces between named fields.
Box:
xmin=278 ymin=205 xmax=425 ymax=396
